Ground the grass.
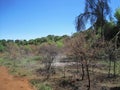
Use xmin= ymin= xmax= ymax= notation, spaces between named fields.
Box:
xmin=30 ymin=79 xmax=53 ymax=90
xmin=56 ymin=40 xmax=64 ymax=48
xmin=99 ymin=60 xmax=120 ymax=75
xmin=1 ymin=57 xmax=120 ymax=90
xmin=0 ymin=56 xmax=53 ymax=90
xmin=0 ymin=58 xmax=13 ymax=67
xmin=0 ymin=56 xmax=43 ymax=77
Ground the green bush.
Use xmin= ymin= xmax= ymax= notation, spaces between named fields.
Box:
xmin=0 ymin=44 xmax=5 ymax=52
xmin=56 ymin=41 xmax=63 ymax=48
xmin=39 ymin=84 xmax=52 ymax=90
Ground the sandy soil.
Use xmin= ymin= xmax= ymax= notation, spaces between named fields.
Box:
xmin=0 ymin=66 xmax=35 ymax=90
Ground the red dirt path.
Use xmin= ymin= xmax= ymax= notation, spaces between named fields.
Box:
xmin=0 ymin=66 xmax=35 ymax=90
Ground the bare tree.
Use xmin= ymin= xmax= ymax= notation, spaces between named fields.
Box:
xmin=65 ymin=33 xmax=93 ymax=90
xmin=105 ymin=31 xmax=120 ymax=77
xmin=39 ymin=43 xmax=58 ymax=79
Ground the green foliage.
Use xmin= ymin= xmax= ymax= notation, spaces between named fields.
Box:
xmin=0 ymin=35 xmax=68 ymax=48
xmin=0 ymin=58 xmax=13 ymax=66
xmin=54 ymin=36 xmax=62 ymax=42
xmin=115 ymin=8 xmax=120 ymax=21
xmin=115 ymin=8 xmax=120 ymax=27
xmin=28 ymin=39 xmax=35 ymax=45
xmin=0 ymin=56 xmax=42 ymax=77
xmin=7 ymin=40 xmax=14 ymax=43
xmin=47 ymin=35 xmax=55 ymax=41
xmin=104 ymin=21 xmax=117 ymax=40
xmin=23 ymin=45 xmax=32 ymax=55
xmin=0 ymin=44 xmax=5 ymax=52
xmin=72 ymin=32 xmax=80 ymax=37
xmin=40 ymin=84 xmax=52 ymax=90
xmin=30 ymin=79 xmax=53 ymax=90
xmin=56 ymin=40 xmax=64 ymax=48
xmin=0 ymin=39 xmax=7 ymax=46
xmin=30 ymin=56 xmax=43 ymax=61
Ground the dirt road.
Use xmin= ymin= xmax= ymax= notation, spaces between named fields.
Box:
xmin=0 ymin=66 xmax=35 ymax=90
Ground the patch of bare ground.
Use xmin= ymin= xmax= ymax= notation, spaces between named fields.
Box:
xmin=42 ymin=64 xmax=120 ymax=90
xmin=32 ymin=62 xmax=120 ymax=90
xmin=0 ymin=66 xmax=35 ymax=90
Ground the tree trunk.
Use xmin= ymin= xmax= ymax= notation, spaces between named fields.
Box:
xmin=86 ymin=64 xmax=90 ymax=90
xmin=76 ymin=58 xmax=79 ymax=78
xmin=108 ymin=57 xmax=112 ymax=77
xmin=113 ymin=60 xmax=116 ymax=77
xmin=63 ymin=66 xmax=66 ymax=78
xmin=81 ymin=63 xmax=85 ymax=80
xmin=101 ymin=6 xmax=104 ymax=42
xmin=46 ymin=57 xmax=54 ymax=79
xmin=113 ymin=31 xmax=119 ymax=77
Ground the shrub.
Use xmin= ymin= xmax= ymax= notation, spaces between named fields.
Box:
xmin=0 ymin=44 xmax=5 ymax=52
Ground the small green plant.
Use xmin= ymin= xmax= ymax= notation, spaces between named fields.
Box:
xmin=30 ymin=79 xmax=53 ymax=90
xmin=31 ymin=56 xmax=43 ymax=61
xmin=56 ymin=41 xmax=63 ymax=48
xmin=39 ymin=84 xmax=52 ymax=90
xmin=0 ymin=58 xmax=13 ymax=66
xmin=0 ymin=44 xmax=5 ymax=52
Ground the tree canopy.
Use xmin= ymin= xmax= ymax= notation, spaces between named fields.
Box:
xmin=76 ymin=0 xmax=111 ymax=36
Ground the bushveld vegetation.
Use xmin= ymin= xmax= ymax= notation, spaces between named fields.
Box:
xmin=0 ymin=0 xmax=120 ymax=90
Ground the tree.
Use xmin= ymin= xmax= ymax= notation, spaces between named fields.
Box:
xmin=15 ymin=40 xmax=21 ymax=45
xmin=6 ymin=42 xmax=20 ymax=60
xmin=47 ymin=35 xmax=55 ymax=41
xmin=76 ymin=0 xmax=111 ymax=39
xmin=54 ymin=36 xmax=61 ymax=42
xmin=39 ymin=43 xmax=58 ymax=79
xmin=7 ymin=40 xmax=14 ymax=43
xmin=114 ymin=8 xmax=120 ymax=46
xmin=40 ymin=37 xmax=47 ymax=43
xmin=115 ymin=8 xmax=120 ymax=28
xmin=65 ymin=33 xmax=93 ymax=90
xmin=67 ymin=34 xmax=86 ymax=80
xmin=0 ymin=39 xmax=6 ymax=52
xmin=103 ymin=21 xmax=118 ymax=40
xmin=28 ymin=39 xmax=35 ymax=45
xmin=104 ymin=41 xmax=115 ymax=77
xmin=0 ymin=39 xmax=7 ymax=46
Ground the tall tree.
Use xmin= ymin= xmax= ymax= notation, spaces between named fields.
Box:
xmin=76 ymin=0 xmax=111 ymax=39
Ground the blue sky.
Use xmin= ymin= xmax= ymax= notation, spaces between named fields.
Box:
xmin=0 ymin=0 xmax=120 ymax=40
